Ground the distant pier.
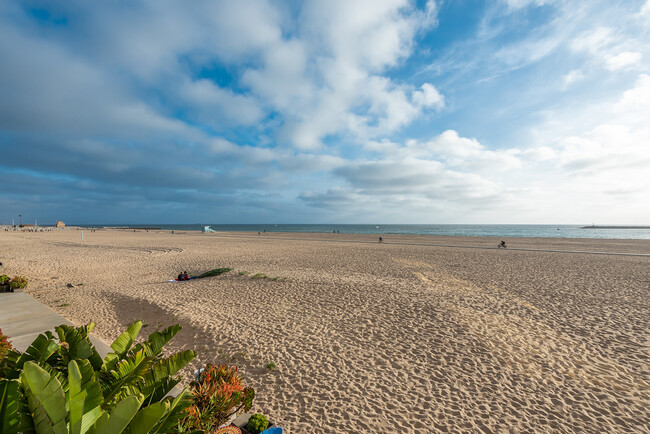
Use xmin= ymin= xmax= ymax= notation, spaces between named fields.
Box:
xmin=581 ymin=225 xmax=650 ymax=229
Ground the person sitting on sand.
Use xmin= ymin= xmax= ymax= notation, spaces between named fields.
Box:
xmin=499 ymin=240 xmax=507 ymax=248
xmin=177 ymin=272 xmax=184 ymax=281
xmin=379 ymin=237 xmax=383 ymax=243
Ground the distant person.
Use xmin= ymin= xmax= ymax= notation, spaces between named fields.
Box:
xmin=177 ymin=271 xmax=184 ymax=280
xmin=379 ymin=237 xmax=383 ymax=243
xmin=499 ymin=240 xmax=507 ymax=248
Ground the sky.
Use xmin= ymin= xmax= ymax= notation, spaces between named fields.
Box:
xmin=1 ymin=0 xmax=649 ymax=225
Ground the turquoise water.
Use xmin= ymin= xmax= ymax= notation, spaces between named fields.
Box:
xmin=79 ymin=224 xmax=650 ymax=240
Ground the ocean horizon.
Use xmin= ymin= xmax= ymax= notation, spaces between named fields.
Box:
xmin=70 ymin=224 xmax=650 ymax=240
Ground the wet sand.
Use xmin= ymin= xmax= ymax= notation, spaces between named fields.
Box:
xmin=1 ymin=229 xmax=648 ymax=432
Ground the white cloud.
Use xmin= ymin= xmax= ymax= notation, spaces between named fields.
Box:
xmin=571 ymin=27 xmax=645 ymax=72
xmin=605 ymin=51 xmax=642 ymax=70
xmin=240 ymin=0 xmax=443 ymax=149
xmin=412 ymin=83 xmax=445 ymax=108
xmin=563 ymin=69 xmax=585 ymax=87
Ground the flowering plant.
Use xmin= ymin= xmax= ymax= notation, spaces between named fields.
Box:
xmin=0 ymin=275 xmax=10 ymax=285
xmin=181 ymin=364 xmax=255 ymax=431
xmin=9 ymin=276 xmax=28 ymax=289
xmin=0 ymin=328 xmax=12 ymax=361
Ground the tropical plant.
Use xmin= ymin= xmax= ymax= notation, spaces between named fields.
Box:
xmin=0 ymin=275 xmax=10 ymax=285
xmin=0 ymin=321 xmax=197 ymax=433
xmin=246 ymin=414 xmax=269 ymax=434
xmin=180 ymin=364 xmax=254 ymax=432
xmin=0 ymin=329 xmax=11 ymax=361
xmin=8 ymin=276 xmax=28 ymax=290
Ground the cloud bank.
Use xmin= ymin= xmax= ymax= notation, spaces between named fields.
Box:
xmin=0 ymin=0 xmax=648 ymax=224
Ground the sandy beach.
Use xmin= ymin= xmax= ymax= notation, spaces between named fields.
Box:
xmin=1 ymin=229 xmax=648 ymax=433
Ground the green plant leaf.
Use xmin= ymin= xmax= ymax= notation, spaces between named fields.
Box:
xmin=149 ymin=389 xmax=194 ymax=434
xmin=106 ymin=394 xmax=144 ymax=434
xmin=140 ymin=350 xmax=195 ymax=405
xmin=80 ymin=406 xmax=104 ymax=434
xmin=124 ymin=401 xmax=168 ymax=434
xmin=0 ymin=379 xmax=21 ymax=434
xmin=109 ymin=322 xmax=142 ymax=358
xmin=55 ymin=324 xmax=102 ymax=370
xmin=132 ymin=325 xmax=182 ymax=357
xmin=15 ymin=334 xmax=60 ymax=370
xmin=21 ymin=361 xmax=67 ymax=434
xmin=67 ymin=360 xmax=104 ymax=434
xmin=149 ymin=351 xmax=196 ymax=386
xmin=101 ymin=350 xmax=153 ymax=406
xmin=76 ymin=360 xmax=104 ymax=413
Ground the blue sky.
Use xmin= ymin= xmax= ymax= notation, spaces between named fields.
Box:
xmin=1 ymin=0 xmax=649 ymax=225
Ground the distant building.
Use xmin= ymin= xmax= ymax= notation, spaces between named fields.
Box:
xmin=56 ymin=220 xmax=65 ymax=228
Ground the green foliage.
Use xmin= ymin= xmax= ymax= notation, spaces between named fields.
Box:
xmin=250 ymin=273 xmax=268 ymax=279
xmin=0 ymin=329 xmax=11 ymax=362
xmin=180 ymin=364 xmax=254 ymax=432
xmin=246 ymin=414 xmax=269 ymax=434
xmin=0 ymin=321 xmax=196 ymax=433
xmin=264 ymin=362 xmax=276 ymax=370
xmin=0 ymin=275 xmax=10 ymax=285
xmin=196 ymin=268 xmax=232 ymax=279
xmin=8 ymin=276 xmax=28 ymax=289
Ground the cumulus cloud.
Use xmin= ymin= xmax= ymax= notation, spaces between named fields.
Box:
xmin=2 ymin=0 xmax=649 ymax=224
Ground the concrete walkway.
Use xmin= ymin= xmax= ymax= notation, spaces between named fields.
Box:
xmin=1 ymin=291 xmax=184 ymax=396
xmin=0 ymin=291 xmax=112 ymax=357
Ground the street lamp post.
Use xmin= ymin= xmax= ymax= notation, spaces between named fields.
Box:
xmin=19 ymin=214 xmax=22 ymax=227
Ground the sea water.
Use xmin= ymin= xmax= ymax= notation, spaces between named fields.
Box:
xmin=78 ymin=224 xmax=650 ymax=240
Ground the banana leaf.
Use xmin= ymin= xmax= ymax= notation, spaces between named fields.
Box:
xmin=109 ymin=322 xmax=142 ymax=358
xmin=131 ymin=325 xmax=182 ymax=358
xmin=21 ymin=361 xmax=67 ymax=434
xmin=149 ymin=389 xmax=195 ymax=434
xmin=0 ymin=379 xmax=21 ymax=434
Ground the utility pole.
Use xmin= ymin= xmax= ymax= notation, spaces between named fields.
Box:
xmin=19 ymin=214 xmax=22 ymax=227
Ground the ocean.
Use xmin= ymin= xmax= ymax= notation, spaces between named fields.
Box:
xmin=77 ymin=224 xmax=650 ymax=240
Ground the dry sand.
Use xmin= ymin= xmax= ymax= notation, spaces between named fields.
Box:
xmin=1 ymin=229 xmax=649 ymax=433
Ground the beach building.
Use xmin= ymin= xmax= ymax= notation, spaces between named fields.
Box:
xmin=56 ymin=220 xmax=65 ymax=228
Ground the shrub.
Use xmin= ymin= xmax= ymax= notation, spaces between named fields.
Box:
xmin=246 ymin=413 xmax=269 ymax=434
xmin=197 ymin=268 xmax=233 ymax=278
xmin=0 ymin=275 xmax=10 ymax=285
xmin=8 ymin=275 xmax=28 ymax=289
xmin=265 ymin=361 xmax=276 ymax=370
xmin=181 ymin=364 xmax=254 ymax=432
xmin=0 ymin=328 xmax=11 ymax=361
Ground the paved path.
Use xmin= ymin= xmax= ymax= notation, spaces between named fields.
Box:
xmin=1 ymin=291 xmax=184 ymax=396
xmin=0 ymin=291 xmax=112 ymax=357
